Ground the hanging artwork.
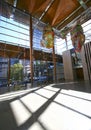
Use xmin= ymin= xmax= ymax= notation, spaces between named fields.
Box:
xmin=41 ymin=25 xmax=54 ymax=48
xmin=70 ymin=23 xmax=85 ymax=52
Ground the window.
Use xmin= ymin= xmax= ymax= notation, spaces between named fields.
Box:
xmin=0 ymin=15 xmax=30 ymax=47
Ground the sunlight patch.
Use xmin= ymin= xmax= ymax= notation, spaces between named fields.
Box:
xmin=0 ymin=89 xmax=31 ymax=102
xmin=28 ymin=122 xmax=43 ymax=130
xmin=21 ymin=93 xmax=47 ymax=112
xmin=55 ymin=91 xmax=91 ymax=117
xmin=39 ymin=102 xmax=91 ymax=130
xmin=10 ymin=99 xmax=31 ymax=126
xmin=61 ymin=89 xmax=91 ymax=100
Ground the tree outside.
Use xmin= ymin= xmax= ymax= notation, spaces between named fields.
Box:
xmin=10 ymin=63 xmax=23 ymax=81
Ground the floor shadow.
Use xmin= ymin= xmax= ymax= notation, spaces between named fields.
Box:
xmin=19 ymin=99 xmax=48 ymax=130
xmin=0 ymin=87 xmax=46 ymax=130
xmin=0 ymin=81 xmax=91 ymax=130
xmin=0 ymin=86 xmax=44 ymax=103
xmin=34 ymin=90 xmax=91 ymax=119
xmin=0 ymin=101 xmax=18 ymax=130
xmin=51 ymin=81 xmax=91 ymax=93
xmin=18 ymin=89 xmax=61 ymax=130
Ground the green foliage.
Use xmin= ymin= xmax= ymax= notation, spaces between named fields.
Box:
xmin=10 ymin=63 xmax=23 ymax=81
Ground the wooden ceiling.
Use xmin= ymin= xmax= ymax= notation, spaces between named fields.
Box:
xmin=5 ymin=0 xmax=91 ymax=30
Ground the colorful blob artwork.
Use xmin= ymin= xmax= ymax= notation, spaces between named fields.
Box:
xmin=70 ymin=23 xmax=85 ymax=52
xmin=41 ymin=25 xmax=54 ymax=48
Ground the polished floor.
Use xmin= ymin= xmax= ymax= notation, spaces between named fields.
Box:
xmin=0 ymin=81 xmax=91 ymax=130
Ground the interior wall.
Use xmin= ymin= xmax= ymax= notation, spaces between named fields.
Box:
xmin=63 ymin=50 xmax=74 ymax=81
xmin=81 ymin=42 xmax=91 ymax=80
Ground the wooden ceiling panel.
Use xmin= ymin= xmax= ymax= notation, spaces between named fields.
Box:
xmin=41 ymin=0 xmax=60 ymax=25
xmin=57 ymin=0 xmax=91 ymax=29
xmin=57 ymin=7 xmax=84 ymax=29
xmin=16 ymin=0 xmax=47 ymax=14
xmin=31 ymin=0 xmax=51 ymax=15
xmin=50 ymin=0 xmax=80 ymax=26
xmin=16 ymin=0 xmax=31 ymax=13
xmin=4 ymin=0 xmax=91 ymax=30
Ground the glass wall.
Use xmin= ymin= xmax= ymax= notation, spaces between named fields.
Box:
xmin=0 ymin=16 xmax=30 ymax=47
xmin=0 ymin=57 xmax=8 ymax=87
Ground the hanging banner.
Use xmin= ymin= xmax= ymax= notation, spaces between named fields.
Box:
xmin=41 ymin=25 xmax=54 ymax=48
xmin=70 ymin=23 xmax=85 ymax=52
